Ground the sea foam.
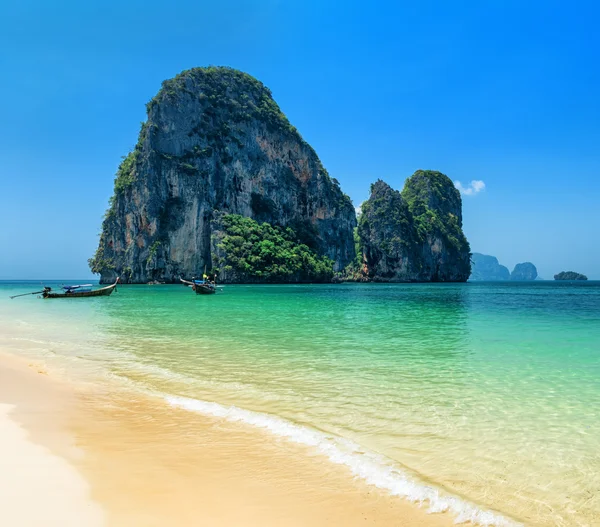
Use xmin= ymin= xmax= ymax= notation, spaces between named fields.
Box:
xmin=165 ymin=395 xmax=520 ymax=526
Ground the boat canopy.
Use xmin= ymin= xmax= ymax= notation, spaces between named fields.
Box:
xmin=63 ymin=284 xmax=93 ymax=291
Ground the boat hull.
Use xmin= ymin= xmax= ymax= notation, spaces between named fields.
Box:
xmin=43 ymin=281 xmax=118 ymax=299
xmin=180 ymin=277 xmax=217 ymax=295
xmin=194 ymin=284 xmax=216 ymax=295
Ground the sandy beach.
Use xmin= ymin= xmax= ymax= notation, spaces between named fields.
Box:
xmin=0 ymin=356 xmax=103 ymax=527
xmin=0 ymin=351 xmax=456 ymax=527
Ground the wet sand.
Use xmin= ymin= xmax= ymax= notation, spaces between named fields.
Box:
xmin=0 ymin=352 xmax=455 ymax=526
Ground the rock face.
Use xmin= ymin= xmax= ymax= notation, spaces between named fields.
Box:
xmin=510 ymin=262 xmax=538 ymax=281
xmin=357 ymin=172 xmax=471 ymax=282
xmin=470 ymin=253 xmax=510 ymax=281
xmin=90 ymin=67 xmax=356 ymax=283
xmin=554 ymin=271 xmax=588 ymax=281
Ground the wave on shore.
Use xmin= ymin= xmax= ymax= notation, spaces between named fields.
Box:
xmin=165 ymin=395 xmax=520 ymax=527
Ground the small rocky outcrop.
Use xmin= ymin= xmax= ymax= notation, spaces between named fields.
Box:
xmin=510 ymin=262 xmax=538 ymax=281
xmin=554 ymin=271 xmax=588 ymax=281
xmin=356 ymin=171 xmax=471 ymax=282
xmin=90 ymin=67 xmax=356 ymax=283
xmin=470 ymin=253 xmax=510 ymax=281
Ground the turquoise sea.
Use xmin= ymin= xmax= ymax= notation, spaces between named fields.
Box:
xmin=1 ymin=281 xmax=599 ymax=526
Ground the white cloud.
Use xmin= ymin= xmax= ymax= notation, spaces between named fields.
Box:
xmin=355 ymin=202 xmax=364 ymax=216
xmin=454 ymin=180 xmax=486 ymax=196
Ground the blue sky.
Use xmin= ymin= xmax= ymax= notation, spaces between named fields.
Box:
xmin=0 ymin=0 xmax=598 ymax=279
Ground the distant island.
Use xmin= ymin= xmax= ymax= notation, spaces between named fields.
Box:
xmin=470 ymin=254 xmax=539 ymax=281
xmin=90 ymin=66 xmax=470 ymax=284
xmin=510 ymin=262 xmax=538 ymax=281
xmin=470 ymin=253 xmax=510 ymax=281
xmin=554 ymin=271 xmax=588 ymax=281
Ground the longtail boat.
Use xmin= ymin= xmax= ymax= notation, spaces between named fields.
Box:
xmin=10 ymin=278 xmax=120 ymax=300
xmin=180 ymin=277 xmax=218 ymax=295
xmin=193 ymin=280 xmax=217 ymax=295
xmin=42 ymin=278 xmax=120 ymax=299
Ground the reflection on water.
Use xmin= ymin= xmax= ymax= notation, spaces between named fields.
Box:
xmin=1 ymin=281 xmax=600 ymax=526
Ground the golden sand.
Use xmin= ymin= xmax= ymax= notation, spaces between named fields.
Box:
xmin=0 ymin=352 xmax=455 ymax=526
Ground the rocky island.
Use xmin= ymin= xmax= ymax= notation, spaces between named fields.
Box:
xmin=90 ymin=67 xmax=356 ymax=283
xmin=510 ymin=262 xmax=538 ymax=281
xmin=90 ymin=67 xmax=471 ymax=283
xmin=354 ymin=173 xmax=471 ymax=282
xmin=554 ymin=271 xmax=588 ymax=281
xmin=470 ymin=253 xmax=510 ymax=281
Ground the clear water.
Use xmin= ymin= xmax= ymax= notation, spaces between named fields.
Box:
xmin=1 ymin=281 xmax=599 ymax=526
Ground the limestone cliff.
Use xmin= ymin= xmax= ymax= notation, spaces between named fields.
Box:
xmin=356 ymin=171 xmax=471 ymax=282
xmin=510 ymin=262 xmax=538 ymax=281
xmin=470 ymin=253 xmax=510 ymax=281
xmin=90 ymin=67 xmax=356 ymax=283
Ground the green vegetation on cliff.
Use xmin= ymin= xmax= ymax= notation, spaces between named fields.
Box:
xmin=358 ymin=181 xmax=416 ymax=254
xmin=400 ymin=170 xmax=467 ymax=253
xmin=113 ymin=151 xmax=137 ymax=194
xmin=153 ymin=67 xmax=297 ymax=136
xmin=554 ymin=271 xmax=588 ymax=280
xmin=342 ymin=227 xmax=365 ymax=280
xmin=88 ymin=243 xmax=115 ymax=275
xmin=213 ymin=214 xmax=334 ymax=282
xmin=113 ymin=121 xmax=149 ymax=195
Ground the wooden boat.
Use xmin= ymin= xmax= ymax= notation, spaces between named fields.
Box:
xmin=42 ymin=278 xmax=119 ymax=299
xmin=180 ymin=277 xmax=218 ymax=295
xmin=193 ymin=281 xmax=216 ymax=295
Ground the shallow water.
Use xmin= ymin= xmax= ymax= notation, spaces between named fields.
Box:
xmin=1 ymin=281 xmax=599 ymax=526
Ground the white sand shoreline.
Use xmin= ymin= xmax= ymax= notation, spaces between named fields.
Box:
xmin=0 ymin=402 xmax=104 ymax=527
